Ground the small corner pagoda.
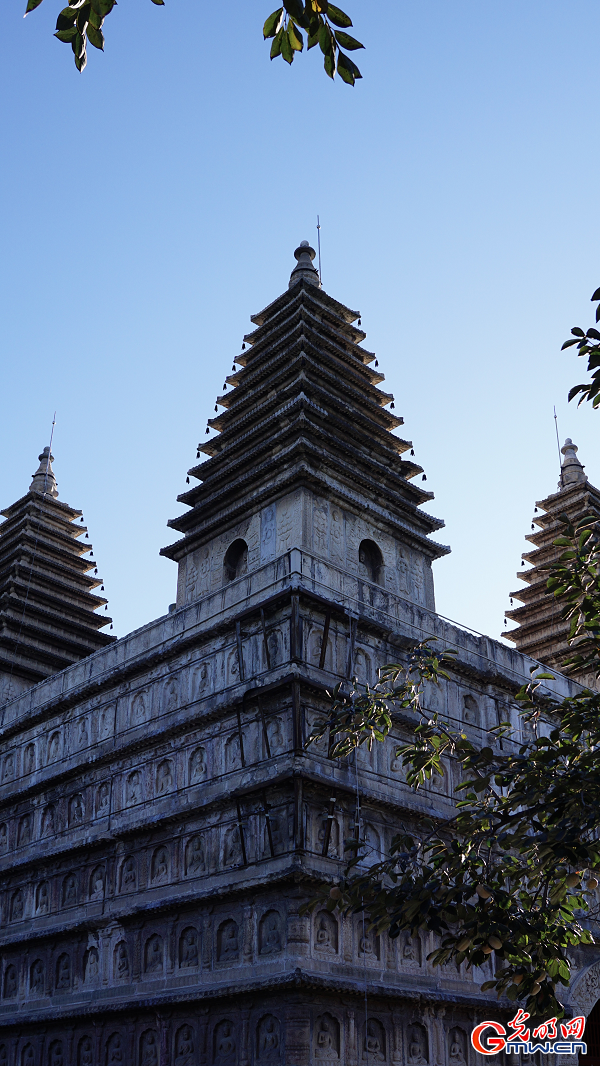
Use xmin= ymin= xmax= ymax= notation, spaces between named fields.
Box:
xmin=504 ymin=438 xmax=600 ymax=686
xmin=0 ymin=447 xmax=115 ymax=704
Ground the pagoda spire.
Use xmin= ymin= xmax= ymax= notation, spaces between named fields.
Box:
xmin=162 ymin=240 xmax=449 ymax=609
xmin=0 ymin=446 xmax=116 ymax=705
xmin=504 ymin=438 xmax=600 ymax=687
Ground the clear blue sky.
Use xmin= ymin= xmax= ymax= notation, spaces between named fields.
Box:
xmin=0 ymin=0 xmax=598 ymax=644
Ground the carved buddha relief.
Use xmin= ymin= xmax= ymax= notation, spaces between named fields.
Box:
xmin=55 ymin=953 xmax=71 ymax=990
xmin=407 ymin=1024 xmax=428 ymax=1065
xmin=163 ymin=677 xmax=179 ymax=713
xmin=3 ymin=753 xmax=15 ymax=781
xmin=150 ymin=845 xmax=169 ymax=884
xmin=89 ymin=866 xmax=105 ymax=900
xmin=0 ymin=823 xmax=7 ymax=853
xmin=363 ymin=1020 xmax=386 ymax=1062
xmin=114 ymin=942 xmax=129 ymax=981
xmin=96 ymin=782 xmax=110 ymax=816
xmin=21 ymin=1046 xmax=35 ymax=1066
xmin=179 ymin=927 xmax=199 ymax=968
xmin=185 ymin=834 xmax=206 ymax=875
xmin=47 ymin=731 xmax=61 ymax=763
xmin=10 ymin=889 xmax=24 ymax=921
xmin=30 ymin=959 xmax=45 ymax=994
xmin=314 ymin=1014 xmax=340 ymax=1060
xmin=214 ymin=1020 xmax=236 ymax=1066
xmin=189 ymin=746 xmax=207 ymax=784
xmin=125 ymin=771 xmax=142 ymax=806
xmin=144 ymin=934 xmax=164 ymax=974
xmin=448 ymin=1028 xmax=468 ymax=1065
xmin=48 ymin=1042 xmax=63 ymax=1066
xmin=314 ymin=911 xmax=338 ymax=954
xmin=256 ymin=1015 xmax=281 ymax=1063
xmin=156 ymin=759 xmax=173 ymax=795
xmin=23 ymin=743 xmax=35 ymax=775
xmin=174 ymin=1025 xmax=195 ymax=1066
xmin=105 ymin=1034 xmax=124 ymax=1066
xmin=77 ymin=1038 xmax=94 ymax=1066
xmin=119 ymin=856 xmax=137 ymax=892
xmin=223 ymin=825 xmax=242 ymax=867
xmin=357 ymin=921 xmax=380 ymax=960
xmin=41 ymin=804 xmax=55 ymax=836
xmin=84 ymin=947 xmax=99 ymax=982
xmin=267 ymin=717 xmax=285 ymax=755
xmin=400 ymin=934 xmax=422 ymax=966
xmin=224 ymin=733 xmax=242 ymax=772
xmin=217 ymin=919 xmax=239 ymax=962
xmin=131 ymin=691 xmax=149 ymax=726
xmin=69 ymin=793 xmax=85 ymax=825
xmin=3 ymin=965 xmax=17 ymax=998
xmin=36 ymin=881 xmax=49 ymax=914
xmin=17 ymin=813 xmax=32 ymax=846
xmin=62 ymin=874 xmax=77 ymax=907
xmin=140 ymin=1031 xmax=159 ymax=1066
xmin=259 ymin=910 xmax=283 ymax=955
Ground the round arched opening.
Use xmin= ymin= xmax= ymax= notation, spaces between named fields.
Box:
xmin=223 ymin=539 xmax=248 ymax=583
xmin=358 ymin=539 xmax=383 ymax=586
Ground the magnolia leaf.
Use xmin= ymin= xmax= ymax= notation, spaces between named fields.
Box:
xmin=270 ymin=27 xmax=284 ymax=57
xmin=327 ymin=2 xmax=352 ymax=27
xmin=280 ymin=28 xmax=294 ymax=62
xmin=337 ymin=50 xmax=361 ymax=79
xmin=263 ymin=7 xmax=284 ymax=38
xmin=86 ymin=22 xmax=104 ymax=47
xmin=288 ymin=20 xmax=304 ymax=50
xmin=334 ymin=29 xmax=363 ymax=49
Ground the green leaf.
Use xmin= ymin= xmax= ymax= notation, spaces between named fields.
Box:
xmin=327 ymin=3 xmax=352 ymax=27
xmin=280 ymin=27 xmax=294 ymax=62
xmin=337 ymin=50 xmax=361 ymax=80
xmin=86 ymin=22 xmax=104 ymax=47
xmin=334 ymin=29 xmax=363 ymax=49
xmin=25 ymin=0 xmax=45 ymax=11
xmin=149 ymin=0 xmax=164 ymax=5
xmin=307 ymin=30 xmax=319 ymax=48
xmin=592 ymin=287 xmax=600 ymax=302
xmin=54 ymin=26 xmax=77 ymax=40
xmin=324 ymin=51 xmax=335 ymax=77
xmin=288 ymin=20 xmax=304 ymax=50
xmin=284 ymin=0 xmax=304 ymax=18
xmin=263 ymin=7 xmax=284 ymax=38
xmin=318 ymin=22 xmax=333 ymax=53
xmin=270 ymin=27 xmax=284 ymax=57
xmin=56 ymin=6 xmax=77 ymax=29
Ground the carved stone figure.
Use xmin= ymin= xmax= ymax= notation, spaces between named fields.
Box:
xmin=164 ymin=678 xmax=179 ymax=712
xmin=62 ymin=874 xmax=77 ymax=906
xmin=174 ymin=1026 xmax=195 ymax=1066
xmin=401 ymin=935 xmax=421 ymax=965
xmin=125 ymin=771 xmax=141 ymax=805
xmin=407 ymin=1025 xmax=428 ymax=1065
xmin=41 ymin=804 xmax=55 ymax=836
xmin=185 ymin=834 xmax=206 ymax=875
xmin=156 ymin=759 xmax=173 ymax=794
xmin=315 ymin=1014 xmax=340 ymax=1059
xmin=120 ymin=856 xmax=136 ymax=892
xmin=99 ymin=706 xmax=114 ymax=739
xmin=214 ymin=1020 xmax=236 ymax=1065
xmin=0 ymin=1045 xmax=7 ymax=1066
xmin=30 ymin=959 xmax=45 ymax=994
xmin=115 ymin=942 xmax=129 ymax=980
xmin=78 ymin=1037 xmax=93 ymax=1066
xmin=189 ymin=746 xmax=207 ymax=784
xmin=3 ymin=965 xmax=17 ymax=998
xmin=36 ymin=881 xmax=49 ymax=914
xmin=358 ymin=926 xmax=378 ymax=959
xmin=317 ymin=816 xmax=340 ymax=858
xmin=131 ymin=692 xmax=147 ymax=725
xmin=0 ymin=823 xmax=7 ymax=852
xmin=257 ymin=1015 xmax=281 ymax=1062
xmin=225 ymin=733 xmax=241 ymax=771
xmin=23 ymin=743 xmax=35 ymax=774
xmin=259 ymin=911 xmax=282 ymax=955
xmin=90 ymin=866 xmax=105 ymax=899
xmin=223 ymin=825 xmax=242 ymax=866
xmin=22 ymin=1046 xmax=35 ymax=1066
xmin=267 ymin=717 xmax=284 ymax=754
xmin=140 ymin=1031 xmax=158 ymax=1066
xmin=151 ymin=846 xmax=169 ymax=884
xmin=144 ymin=934 xmax=163 ymax=973
xmin=3 ymin=753 xmax=14 ymax=780
xmin=85 ymin=947 xmax=99 ymax=981
xmin=448 ymin=1029 xmax=467 ymax=1064
xmin=364 ymin=1020 xmax=385 ymax=1061
xmin=96 ymin=783 xmax=110 ymax=815
xmin=463 ymin=695 xmax=479 ymax=725
xmin=48 ymin=731 xmax=60 ymax=761
xmin=315 ymin=911 xmax=338 ymax=954
xmin=78 ymin=718 xmax=89 ymax=747
xmin=11 ymin=889 xmax=24 ymax=921
xmin=69 ymin=793 xmax=84 ymax=824
xmin=217 ymin=919 xmax=239 ymax=962
xmin=55 ymin=953 xmax=71 ymax=990
xmin=179 ymin=927 xmax=199 ymax=968
xmin=49 ymin=1043 xmax=63 ymax=1066
xmin=106 ymin=1035 xmax=123 ymax=1066
xmin=193 ymin=661 xmax=209 ymax=697
xmin=17 ymin=813 xmax=32 ymax=845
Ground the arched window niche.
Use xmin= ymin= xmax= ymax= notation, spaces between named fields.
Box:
xmin=358 ymin=539 xmax=383 ymax=586
xmin=223 ymin=539 xmax=248 ymax=583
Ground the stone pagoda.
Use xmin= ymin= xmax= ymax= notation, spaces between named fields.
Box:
xmin=0 ymin=447 xmax=114 ymax=705
xmin=0 ymin=244 xmax=588 ymax=1066
xmin=504 ymin=437 xmax=600 ymax=686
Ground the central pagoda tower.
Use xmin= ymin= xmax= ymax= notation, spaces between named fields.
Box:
xmin=162 ymin=241 xmax=449 ymax=608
